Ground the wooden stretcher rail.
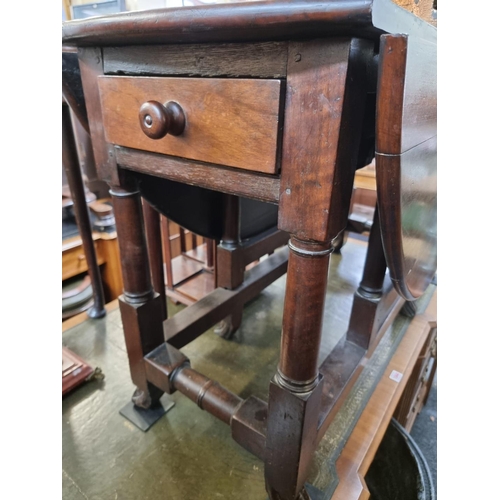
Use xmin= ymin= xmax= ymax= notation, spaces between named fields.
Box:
xmin=164 ymin=248 xmax=289 ymax=349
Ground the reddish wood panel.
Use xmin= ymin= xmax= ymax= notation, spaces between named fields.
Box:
xmin=376 ymin=34 xmax=437 ymax=300
xmin=99 ymin=76 xmax=282 ymax=173
xmin=62 ymin=1 xmax=378 ymax=46
xmin=78 ymin=47 xmax=118 ymax=184
xmin=376 ymin=137 xmax=437 ymax=300
xmin=278 ymin=38 xmax=372 ymax=242
xmin=376 ymin=35 xmax=437 ymax=155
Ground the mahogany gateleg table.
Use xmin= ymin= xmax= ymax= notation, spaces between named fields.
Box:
xmin=62 ymin=2 xmax=436 ymax=498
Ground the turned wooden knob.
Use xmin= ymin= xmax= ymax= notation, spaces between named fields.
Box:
xmin=139 ymin=100 xmax=186 ymax=139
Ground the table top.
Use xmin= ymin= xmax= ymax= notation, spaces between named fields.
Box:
xmin=62 ymin=0 xmax=435 ymax=47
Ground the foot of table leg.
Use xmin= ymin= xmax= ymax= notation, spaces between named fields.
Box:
xmin=265 ymin=376 xmax=324 ymax=500
xmin=87 ymin=304 xmax=107 ymax=319
xmin=400 ymin=300 xmax=417 ymax=318
xmin=120 ymin=393 xmax=175 ymax=432
xmin=214 ymin=308 xmax=243 ymax=339
xmin=111 ymin=178 xmax=166 ymax=417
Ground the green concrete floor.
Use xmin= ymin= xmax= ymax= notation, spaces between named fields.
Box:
xmin=62 ymin=238 xmax=435 ymax=500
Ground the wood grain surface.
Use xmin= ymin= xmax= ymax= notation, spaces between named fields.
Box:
xmin=278 ymin=38 xmax=373 ymax=242
xmin=62 ymin=0 xmax=436 ymax=48
xmin=62 ymin=0 xmax=379 ymax=46
xmin=115 ymin=147 xmax=281 ymax=204
xmin=78 ymin=47 xmax=119 ymax=184
xmin=99 ymin=76 xmax=282 ymax=173
xmin=103 ymin=42 xmax=288 ymax=78
xmin=375 ymin=34 xmax=437 ymax=300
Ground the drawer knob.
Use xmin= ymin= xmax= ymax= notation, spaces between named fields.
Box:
xmin=139 ymin=100 xmax=185 ymax=139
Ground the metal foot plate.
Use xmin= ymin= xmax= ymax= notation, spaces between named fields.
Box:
xmin=119 ymin=394 xmax=175 ymax=432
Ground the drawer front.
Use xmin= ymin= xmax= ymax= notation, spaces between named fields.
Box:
xmin=98 ymin=76 xmax=282 ymax=174
xmin=62 ymin=240 xmax=105 ymax=281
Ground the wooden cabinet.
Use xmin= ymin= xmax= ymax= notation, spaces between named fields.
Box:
xmin=62 ymin=231 xmax=123 ymax=304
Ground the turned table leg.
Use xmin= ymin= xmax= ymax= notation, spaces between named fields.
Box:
xmin=347 ymin=208 xmax=390 ymax=350
xmin=215 ymin=194 xmax=244 ymax=339
xmin=110 ymin=176 xmax=165 ymax=409
xmin=265 ymin=237 xmax=333 ymax=500
xmin=143 ymin=200 xmax=167 ymax=321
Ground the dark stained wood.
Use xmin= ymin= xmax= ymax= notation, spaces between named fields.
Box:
xmin=376 ymin=141 xmax=437 ymax=300
xmin=103 ymin=42 xmax=288 ymax=78
xmin=72 ymin=118 xmax=109 ymax=199
xmin=138 ymin=100 xmax=186 ymax=140
xmin=164 ymin=249 xmax=288 ymax=349
xmin=318 ymin=287 xmax=405 ymax=443
xmin=278 ymin=38 xmax=373 ymax=242
xmin=278 ymin=239 xmax=332 ymax=384
xmin=160 ymin=215 xmax=175 ymax=294
xmin=99 ymin=76 xmax=282 ymax=173
xmin=78 ymin=47 xmax=118 ymax=184
xmin=143 ymin=341 xmax=189 ymax=395
xmin=62 ymin=50 xmax=89 ymax=133
xmin=376 ymin=39 xmax=437 ymax=154
xmin=143 ymin=200 xmax=167 ymax=321
xmin=172 ymin=367 xmax=243 ymax=425
xmin=231 ymin=396 xmax=268 ymax=460
xmin=62 ymin=0 xmax=379 ymax=46
xmin=145 ymin=343 xmax=268 ymax=449
xmin=217 ymin=194 xmax=244 ymax=290
xmin=63 ymin=2 xmax=438 ymax=497
xmin=206 ymin=238 xmax=215 ymax=269
xmin=110 ymin=183 xmax=153 ymax=301
xmin=62 ymin=103 xmax=106 ymax=319
xmin=266 ymin=377 xmax=324 ymax=500
xmin=221 ymin=194 xmax=240 ymax=250
xmin=119 ymin=295 xmax=165 ymax=408
xmin=347 ymin=208 xmax=388 ymax=349
xmin=241 ymin=228 xmax=289 ymax=267
xmin=62 ymin=0 xmax=437 ymax=49
xmin=179 ymin=227 xmax=187 ymax=254
xmin=265 ymin=238 xmax=331 ymax=500
xmin=115 ymin=147 xmax=281 ymax=204
xmin=356 ymin=209 xmax=387 ymax=297
xmin=111 ymin=174 xmax=165 ymax=409
xmin=317 ymin=337 xmax=365 ymax=435
xmin=375 ymin=34 xmax=437 ymax=301
xmin=348 ymin=277 xmax=400 ymax=349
